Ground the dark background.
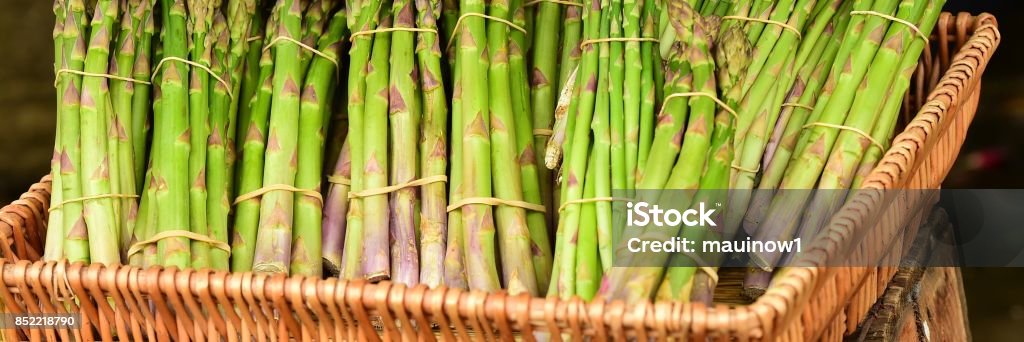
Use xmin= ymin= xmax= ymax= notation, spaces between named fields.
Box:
xmin=1 ymin=0 xmax=1021 ymax=339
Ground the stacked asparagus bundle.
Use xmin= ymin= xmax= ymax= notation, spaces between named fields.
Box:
xmin=231 ymin=0 xmax=347 ymax=276
xmin=544 ymin=0 xmax=668 ymax=301
xmin=332 ymin=0 xmax=456 ymax=289
xmin=45 ymin=0 xmax=152 ymax=266
xmin=741 ymin=0 xmax=945 ymax=298
xmin=441 ymin=0 xmax=554 ymax=296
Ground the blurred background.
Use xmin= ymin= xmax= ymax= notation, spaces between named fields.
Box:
xmin=1 ymin=0 xmax=1021 ymax=339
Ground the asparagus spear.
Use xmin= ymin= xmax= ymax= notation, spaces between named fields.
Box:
xmin=388 ymin=0 xmax=421 ymax=285
xmin=322 ymin=138 xmax=351 ymax=276
xmin=79 ymin=0 xmax=122 ymax=266
xmin=131 ymin=2 xmax=155 ymax=193
xmin=635 ymin=0 xmax=657 ymax=173
xmin=153 ymin=0 xmax=192 ymax=269
xmin=358 ymin=9 xmax=394 ymax=281
xmin=415 ymin=0 xmax=449 ymax=288
xmin=187 ymin=0 xmax=215 ymax=270
xmin=444 ymin=56 xmax=468 ymax=289
xmin=341 ymin=0 xmax=384 ymax=280
xmin=484 ymin=0 xmax=539 ymax=295
xmin=291 ymin=9 xmax=347 ymax=277
xmin=575 ymin=152 xmax=600 ymax=299
xmin=621 ymin=0 xmax=642 ymax=190
xmin=528 ymin=0 xmax=564 ymax=224
xmin=458 ymin=0 xmax=501 ymax=291
xmin=110 ymin=1 xmax=144 ymax=255
xmin=252 ymin=0 xmax=306 ymax=274
xmin=44 ymin=0 xmax=67 ymax=262
xmin=510 ymin=0 xmax=553 ymax=293
xmin=552 ymin=0 xmax=602 ymax=299
xmin=232 ymin=4 xmax=280 ymax=272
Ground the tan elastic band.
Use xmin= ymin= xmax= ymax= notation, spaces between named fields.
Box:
xmin=803 ymin=122 xmax=884 ymax=151
xmin=348 ymin=175 xmax=448 ymax=199
xmin=731 ymin=163 xmax=760 ymax=174
xmin=557 ymin=197 xmax=635 ymax=212
xmin=446 ymin=197 xmax=546 ymax=213
xmin=49 ymin=193 xmax=139 ymax=213
xmin=233 ymin=184 xmax=323 ymax=206
xmin=445 ymin=13 xmax=528 ymax=52
xmin=524 ymin=0 xmax=583 ymax=7
xmin=579 ymin=37 xmax=660 ymax=50
xmin=781 ymin=102 xmax=815 ymax=111
xmin=850 ymin=11 xmax=928 ymax=43
xmin=262 ymin=36 xmax=340 ymax=70
xmin=126 ymin=230 xmax=231 ymax=258
xmin=533 ymin=128 xmax=554 ymax=137
xmin=660 ymin=92 xmax=738 ymax=121
xmin=152 ymin=57 xmax=234 ymax=100
xmin=54 ymin=69 xmax=151 ymax=88
xmin=722 ymin=16 xmax=801 ymax=39
xmin=678 ymin=250 xmax=718 ymax=283
xmin=327 ymin=175 xmax=351 ymax=186
xmin=247 ymin=35 xmax=263 ymax=43
xmin=350 ymin=27 xmax=439 ymax=41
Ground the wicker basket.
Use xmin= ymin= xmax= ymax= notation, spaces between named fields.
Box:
xmin=0 ymin=12 xmax=999 ymax=341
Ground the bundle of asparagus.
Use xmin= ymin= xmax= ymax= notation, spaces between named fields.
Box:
xmin=442 ymin=0 xmax=555 ymax=296
xmin=231 ymin=0 xmax=347 ymax=276
xmin=742 ymin=0 xmax=945 ymax=298
xmin=46 ymin=0 xmax=151 ymax=266
xmin=333 ymin=0 xmax=458 ymax=289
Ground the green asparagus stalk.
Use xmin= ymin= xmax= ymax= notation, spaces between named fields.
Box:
xmin=357 ymin=9 xmax=393 ymax=280
xmin=528 ymin=0 xmax=564 ymax=225
xmin=510 ymin=0 xmax=553 ymax=293
xmin=458 ymin=0 xmax=501 ymax=291
xmin=552 ymin=0 xmax=602 ymax=298
xmin=235 ymin=6 xmax=266 ymax=169
xmin=388 ymin=0 xmax=421 ymax=285
xmin=444 ymin=57 xmax=468 ymax=289
xmin=575 ymin=152 xmax=600 ymax=299
xmin=187 ymin=0 xmax=215 ymax=270
xmin=621 ymin=0 xmax=642 ymax=190
xmin=205 ymin=13 xmax=232 ymax=271
xmin=44 ymin=0 xmax=67 ymax=262
xmin=231 ymin=28 xmax=277 ymax=272
xmin=415 ymin=0 xmax=449 ymax=288
xmin=323 ymin=138 xmax=351 ymax=276
xmin=153 ymin=0 xmax=192 ymax=269
xmin=341 ymin=0 xmax=384 ymax=280
xmin=485 ymin=0 xmax=539 ymax=295
xmin=292 ymin=9 xmax=347 ymax=277
xmin=110 ymin=0 xmax=144 ymax=255
xmin=252 ymin=0 xmax=306 ymax=274
xmin=131 ymin=2 xmax=155 ymax=193
xmin=79 ymin=0 xmax=122 ymax=265
xmin=635 ymin=0 xmax=657 ymax=174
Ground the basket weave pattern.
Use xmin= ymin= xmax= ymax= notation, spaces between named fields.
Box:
xmin=0 ymin=12 xmax=999 ymax=341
